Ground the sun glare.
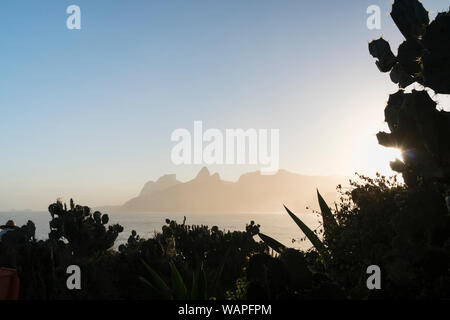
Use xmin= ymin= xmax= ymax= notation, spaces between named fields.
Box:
xmin=368 ymin=145 xmax=403 ymax=176
xmin=356 ymin=135 xmax=404 ymax=177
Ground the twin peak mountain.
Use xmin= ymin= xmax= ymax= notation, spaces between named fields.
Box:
xmin=120 ymin=167 xmax=343 ymax=213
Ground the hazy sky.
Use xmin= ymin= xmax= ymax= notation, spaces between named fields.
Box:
xmin=1 ymin=0 xmax=449 ymax=210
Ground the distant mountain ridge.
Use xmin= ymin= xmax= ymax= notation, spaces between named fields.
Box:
xmin=139 ymin=174 xmax=181 ymax=197
xmin=120 ymin=167 xmax=346 ymax=214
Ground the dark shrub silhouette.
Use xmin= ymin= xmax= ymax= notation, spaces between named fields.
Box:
xmin=0 ymin=200 xmax=268 ymax=299
xmin=326 ymin=175 xmax=450 ymax=298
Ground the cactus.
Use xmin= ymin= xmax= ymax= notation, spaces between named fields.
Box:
xmin=369 ymin=0 xmax=450 ymax=191
xmin=371 ymin=1 xmax=449 ymax=93
xmin=48 ymin=199 xmax=123 ymax=258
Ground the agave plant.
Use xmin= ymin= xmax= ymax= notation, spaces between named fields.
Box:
xmin=140 ymin=260 xmax=209 ymax=300
xmin=258 ymin=190 xmax=337 ymax=265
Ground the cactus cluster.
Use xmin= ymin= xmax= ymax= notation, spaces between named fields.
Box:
xmin=48 ymin=199 xmax=123 ymax=257
xmin=369 ymin=0 xmax=450 ymax=189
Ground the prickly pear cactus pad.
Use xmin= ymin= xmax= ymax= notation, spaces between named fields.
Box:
xmin=369 ymin=0 xmax=450 ymax=190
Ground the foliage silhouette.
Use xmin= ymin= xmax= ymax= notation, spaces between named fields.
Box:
xmin=48 ymin=199 xmax=123 ymax=258
xmin=258 ymin=190 xmax=332 ymax=265
xmin=325 ymin=174 xmax=450 ymax=298
xmin=0 ymin=199 xmax=269 ymax=299
xmin=369 ymin=0 xmax=450 ymax=190
xmin=140 ymin=260 xmax=209 ymax=300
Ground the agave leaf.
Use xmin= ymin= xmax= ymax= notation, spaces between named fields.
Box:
xmin=190 ymin=264 xmax=208 ymax=300
xmin=141 ymin=259 xmax=171 ymax=296
xmin=139 ymin=276 xmax=157 ymax=291
xmin=210 ymin=247 xmax=230 ymax=297
xmin=317 ymin=189 xmax=338 ymax=235
xmin=283 ymin=205 xmax=326 ymax=254
xmin=139 ymin=276 xmax=169 ymax=299
xmin=190 ymin=272 xmax=198 ymax=300
xmin=259 ymin=232 xmax=287 ymax=254
xmin=198 ymin=264 xmax=208 ymax=300
xmin=170 ymin=262 xmax=188 ymax=299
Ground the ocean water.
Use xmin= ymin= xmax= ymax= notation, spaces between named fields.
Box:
xmin=0 ymin=211 xmax=321 ymax=251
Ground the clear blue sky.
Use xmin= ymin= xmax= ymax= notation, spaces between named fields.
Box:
xmin=1 ymin=0 xmax=449 ymax=210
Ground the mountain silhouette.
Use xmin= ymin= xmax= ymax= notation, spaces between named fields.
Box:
xmin=120 ymin=167 xmax=345 ymax=213
xmin=139 ymin=174 xmax=181 ymax=197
